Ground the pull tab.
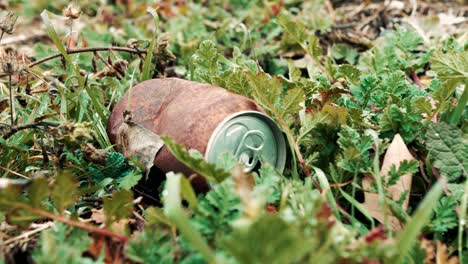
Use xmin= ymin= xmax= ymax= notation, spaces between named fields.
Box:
xmin=234 ymin=130 xmax=265 ymax=171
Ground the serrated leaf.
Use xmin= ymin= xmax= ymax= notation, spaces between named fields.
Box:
xmin=32 ymin=223 xmax=99 ymax=264
xmin=117 ymin=170 xmax=142 ymax=190
xmin=161 ymin=136 xmax=230 ymax=184
xmin=430 ymin=50 xmax=467 ymax=89
xmin=279 ymin=88 xmax=304 ymax=118
xmin=126 ymin=228 xmax=174 ymax=264
xmin=29 ymin=177 xmax=49 ymax=208
xmin=287 ymin=60 xmax=302 ymax=82
xmin=191 ymin=40 xmax=221 ymax=83
xmin=144 ymin=207 xmax=172 ymax=227
xmin=277 ymin=13 xmax=322 ymax=59
xmin=336 ymin=64 xmax=361 ymax=86
xmin=246 ymin=72 xmax=284 ymax=116
xmin=0 ymin=182 xmax=22 ymax=210
xmin=6 ymin=208 xmax=41 ymax=228
xmin=426 ymin=123 xmax=467 ymax=181
xmin=51 ymin=172 xmax=79 ymax=214
xmin=103 ymin=189 xmax=133 ymax=226
xmin=221 ymin=215 xmax=310 ymax=264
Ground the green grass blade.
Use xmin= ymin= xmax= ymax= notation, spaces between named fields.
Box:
xmin=41 ymin=10 xmax=107 ymax=123
xmin=338 ymin=188 xmax=375 ymax=228
xmin=141 ymin=7 xmax=159 ymax=81
xmin=163 ymin=173 xmax=215 ymax=263
xmin=458 ymin=179 xmax=467 ymax=264
xmin=313 ymin=167 xmax=341 ymax=221
xmin=396 ymin=180 xmax=444 ymax=263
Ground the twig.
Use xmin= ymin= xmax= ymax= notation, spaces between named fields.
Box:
xmin=332 ymin=23 xmax=356 ymax=30
xmin=0 ymin=46 xmax=146 ymax=79
xmin=8 ymin=74 xmax=14 ymax=125
xmin=10 ymin=202 xmax=128 ymax=242
xmin=2 ymin=121 xmax=60 ymax=140
xmin=411 ymin=71 xmax=424 ymax=89
xmin=0 ymin=31 xmax=4 ymax=44
xmin=28 ymin=46 xmax=146 ymax=68
xmin=4 ymin=222 xmax=53 ymax=245
xmin=0 ymin=165 xmax=30 ymax=179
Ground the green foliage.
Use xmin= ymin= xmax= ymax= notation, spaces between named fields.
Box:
xmin=332 ymin=44 xmax=359 ymax=65
xmin=277 ymin=13 xmax=323 ymax=59
xmin=337 ymin=126 xmax=373 ymax=173
xmin=430 ymin=50 xmax=467 ymax=90
xmin=221 ymin=215 xmax=310 ymax=264
xmin=191 ymin=181 xmax=240 ymax=242
xmin=397 ymin=181 xmax=444 ymax=263
xmin=425 ymin=123 xmax=467 ymax=181
xmin=126 ymin=228 xmax=174 ymax=264
xmin=432 ymin=195 xmax=458 ymax=239
xmin=359 ymin=26 xmax=430 ymax=74
xmin=51 ymin=172 xmax=79 ymax=214
xmin=32 ymin=223 xmax=102 ymax=264
xmin=191 ymin=40 xmax=222 ymax=84
xmin=84 ymin=151 xmax=141 ymax=191
xmin=29 ymin=177 xmax=49 ymax=208
xmin=161 ymin=136 xmax=230 ymax=183
xmin=103 ymin=189 xmax=133 ymax=226
xmin=0 ymin=1 xmax=466 ymax=262
xmin=387 ymin=160 xmax=419 ymax=186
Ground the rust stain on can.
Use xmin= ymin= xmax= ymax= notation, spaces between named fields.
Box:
xmin=107 ymin=78 xmax=265 ymax=192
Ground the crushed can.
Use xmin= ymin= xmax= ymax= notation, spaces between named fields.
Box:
xmin=107 ymin=78 xmax=286 ymax=192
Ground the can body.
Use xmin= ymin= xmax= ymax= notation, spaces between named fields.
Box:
xmin=107 ymin=78 xmax=286 ymax=192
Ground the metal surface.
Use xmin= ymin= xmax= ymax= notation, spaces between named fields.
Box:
xmin=107 ymin=78 xmax=287 ymax=192
xmin=205 ymin=111 xmax=286 ymax=173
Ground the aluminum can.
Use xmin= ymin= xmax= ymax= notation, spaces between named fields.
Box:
xmin=107 ymin=78 xmax=286 ymax=192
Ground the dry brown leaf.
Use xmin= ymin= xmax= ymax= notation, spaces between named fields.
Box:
xmin=116 ymin=119 xmax=164 ymax=180
xmin=231 ymin=164 xmax=255 ymax=204
xmin=362 ymin=134 xmax=416 ymax=230
xmin=436 ymin=241 xmax=459 ymax=264
xmin=87 ymin=234 xmax=106 ymax=260
xmin=90 ymin=208 xmax=105 ymax=225
xmin=420 ymin=237 xmax=436 ymax=264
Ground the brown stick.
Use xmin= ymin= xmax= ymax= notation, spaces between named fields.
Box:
xmin=411 ymin=71 xmax=424 ymax=89
xmin=2 ymin=121 xmax=60 ymax=139
xmin=29 ymin=46 xmax=146 ymax=68
xmin=0 ymin=46 xmax=146 ymax=78
xmin=8 ymin=74 xmax=14 ymax=126
xmin=13 ymin=202 xmax=128 ymax=242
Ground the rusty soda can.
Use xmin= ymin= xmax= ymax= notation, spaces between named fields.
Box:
xmin=107 ymin=78 xmax=286 ymax=192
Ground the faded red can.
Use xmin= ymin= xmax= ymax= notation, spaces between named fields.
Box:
xmin=107 ymin=78 xmax=286 ymax=192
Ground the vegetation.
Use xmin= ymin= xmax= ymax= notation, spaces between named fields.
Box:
xmin=0 ymin=1 xmax=466 ymax=263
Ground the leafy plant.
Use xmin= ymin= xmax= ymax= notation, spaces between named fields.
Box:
xmin=0 ymin=1 xmax=466 ymax=263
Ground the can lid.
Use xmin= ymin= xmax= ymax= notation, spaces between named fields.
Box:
xmin=205 ymin=111 xmax=287 ymax=173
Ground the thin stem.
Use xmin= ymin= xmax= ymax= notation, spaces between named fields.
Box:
xmin=28 ymin=47 xmax=146 ymax=68
xmin=10 ymin=202 xmax=128 ymax=242
xmin=67 ymin=20 xmax=73 ymax=50
xmin=351 ymin=170 xmax=358 ymax=219
xmin=449 ymin=84 xmax=467 ymax=125
xmin=0 ymin=31 xmax=4 ymax=44
xmin=0 ymin=165 xmax=30 ymax=179
xmin=2 ymin=121 xmax=60 ymax=139
xmin=411 ymin=71 xmax=424 ymax=90
xmin=458 ymin=180 xmax=467 ymax=264
xmin=8 ymin=74 xmax=14 ymax=126
xmin=0 ymin=46 xmax=146 ymax=79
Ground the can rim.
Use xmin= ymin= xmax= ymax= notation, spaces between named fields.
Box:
xmin=204 ymin=110 xmax=287 ymax=173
